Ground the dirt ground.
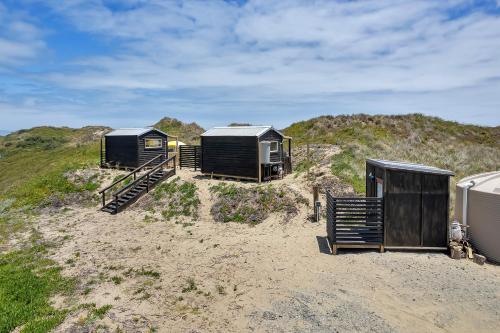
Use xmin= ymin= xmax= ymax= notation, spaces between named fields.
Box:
xmin=33 ymin=167 xmax=500 ymax=333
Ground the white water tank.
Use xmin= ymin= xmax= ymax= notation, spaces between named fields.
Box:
xmin=260 ymin=141 xmax=271 ymax=164
xmin=456 ymin=171 xmax=500 ymax=263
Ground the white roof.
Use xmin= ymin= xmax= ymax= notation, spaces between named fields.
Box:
xmin=367 ymin=159 xmax=454 ymax=176
xmin=201 ymin=126 xmax=282 ymax=137
xmin=106 ymin=127 xmax=167 ymax=137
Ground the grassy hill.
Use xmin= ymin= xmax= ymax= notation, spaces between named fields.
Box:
xmin=284 ymin=114 xmax=500 ymax=195
xmin=1 ymin=114 xmax=498 ymax=210
xmin=153 ymin=117 xmax=204 ymax=144
xmin=0 ymin=126 xmax=110 ymax=208
xmin=0 ymin=118 xmax=205 ymax=209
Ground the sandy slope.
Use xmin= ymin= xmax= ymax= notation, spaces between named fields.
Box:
xmin=34 ymin=168 xmax=500 ymax=333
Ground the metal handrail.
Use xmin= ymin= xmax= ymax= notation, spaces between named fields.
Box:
xmin=102 ymin=155 xmax=176 ymax=212
xmin=112 ymin=155 xmax=175 ymax=197
xmin=99 ymin=154 xmax=163 ymax=194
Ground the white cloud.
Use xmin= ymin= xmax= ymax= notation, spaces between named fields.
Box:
xmin=0 ymin=3 xmax=45 ymax=66
xmin=37 ymin=0 xmax=500 ymax=95
xmin=2 ymin=0 xmax=500 ymax=129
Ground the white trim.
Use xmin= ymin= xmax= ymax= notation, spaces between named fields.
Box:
xmin=270 ymin=141 xmax=279 ymax=153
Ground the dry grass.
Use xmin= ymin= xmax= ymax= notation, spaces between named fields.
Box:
xmin=285 ymin=114 xmax=500 ymax=212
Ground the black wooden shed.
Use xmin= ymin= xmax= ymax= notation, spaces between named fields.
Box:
xmin=200 ymin=126 xmax=292 ymax=182
xmin=366 ymin=159 xmax=454 ymax=250
xmin=101 ymin=128 xmax=174 ymax=169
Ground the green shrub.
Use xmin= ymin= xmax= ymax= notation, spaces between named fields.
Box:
xmin=151 ymin=177 xmax=200 ymax=220
xmin=209 ymin=183 xmax=308 ymax=225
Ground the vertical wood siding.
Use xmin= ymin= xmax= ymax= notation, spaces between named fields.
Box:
xmin=105 ymin=136 xmax=138 ymax=168
xmin=367 ymin=160 xmax=451 ymax=248
xmin=138 ymin=132 xmax=167 ymax=166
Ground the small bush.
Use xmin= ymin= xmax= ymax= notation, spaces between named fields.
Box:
xmin=210 ymin=183 xmax=308 ymax=225
xmin=181 ymin=278 xmax=197 ymax=293
xmin=141 ymin=177 xmax=200 ymax=220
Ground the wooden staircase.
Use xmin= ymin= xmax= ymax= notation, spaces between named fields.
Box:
xmin=99 ymin=154 xmax=176 ymax=214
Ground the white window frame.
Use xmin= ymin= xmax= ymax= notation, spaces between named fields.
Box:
xmin=270 ymin=141 xmax=279 ymax=153
xmin=145 ymin=138 xmax=163 ymax=149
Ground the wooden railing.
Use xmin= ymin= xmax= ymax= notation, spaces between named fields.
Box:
xmin=108 ymin=155 xmax=176 ymax=212
xmin=326 ymin=192 xmax=384 ymax=254
xmin=99 ymin=154 xmax=166 ymax=208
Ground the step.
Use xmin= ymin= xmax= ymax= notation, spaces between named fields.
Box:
xmin=102 ymin=170 xmax=175 ymax=214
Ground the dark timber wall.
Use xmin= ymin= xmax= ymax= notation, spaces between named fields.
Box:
xmin=259 ymin=129 xmax=283 ymax=163
xmin=366 ymin=161 xmax=450 ymax=248
xmin=105 ymin=136 xmax=138 ymax=168
xmin=138 ymin=132 xmax=167 ymax=166
xmin=201 ymin=136 xmax=258 ymax=179
xmin=104 ymin=129 xmax=168 ymax=169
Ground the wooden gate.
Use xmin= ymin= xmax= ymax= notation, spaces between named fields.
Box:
xmin=179 ymin=145 xmax=201 ymax=170
xmin=326 ymin=192 xmax=384 ymax=254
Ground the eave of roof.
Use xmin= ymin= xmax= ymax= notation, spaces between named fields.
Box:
xmin=367 ymin=158 xmax=454 ymax=176
xmin=201 ymin=126 xmax=285 ymax=138
xmin=105 ymin=127 xmax=168 ymax=137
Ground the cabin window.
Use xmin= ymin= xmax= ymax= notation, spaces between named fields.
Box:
xmin=145 ymin=138 xmax=162 ymax=149
xmin=270 ymin=141 xmax=279 ymax=153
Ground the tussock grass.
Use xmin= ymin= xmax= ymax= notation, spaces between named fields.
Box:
xmin=285 ymin=114 xmax=500 ymax=211
xmin=209 ymin=183 xmax=308 ymax=225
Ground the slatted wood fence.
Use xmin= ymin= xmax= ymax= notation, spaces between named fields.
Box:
xmin=179 ymin=145 xmax=201 ymax=170
xmin=326 ymin=192 xmax=384 ymax=254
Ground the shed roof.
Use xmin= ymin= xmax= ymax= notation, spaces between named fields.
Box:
xmin=201 ymin=126 xmax=284 ymax=137
xmin=105 ymin=127 xmax=168 ymax=137
xmin=367 ymin=159 xmax=454 ymax=176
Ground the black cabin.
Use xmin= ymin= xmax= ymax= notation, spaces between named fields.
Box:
xmin=366 ymin=159 xmax=454 ymax=249
xmin=101 ymin=128 xmax=170 ymax=169
xmin=200 ymin=126 xmax=292 ymax=182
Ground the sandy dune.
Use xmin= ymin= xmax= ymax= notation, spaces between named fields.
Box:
xmin=33 ymin=168 xmax=500 ymax=333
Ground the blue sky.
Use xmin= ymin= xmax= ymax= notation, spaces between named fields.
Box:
xmin=1 ymin=0 xmax=500 ymax=131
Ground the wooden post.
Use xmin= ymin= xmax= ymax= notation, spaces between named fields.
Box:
xmin=258 ymin=140 xmax=262 ymax=183
xmin=313 ymin=185 xmax=319 ymax=203
xmin=313 ymin=185 xmax=320 ymax=222
xmin=307 ymin=143 xmax=310 ymax=178
xmin=194 ymin=147 xmax=198 ymax=171
xmin=179 ymin=146 xmax=182 ymax=170
xmin=100 ymin=136 xmax=103 ymax=167
xmin=289 ymin=138 xmax=292 ymax=172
